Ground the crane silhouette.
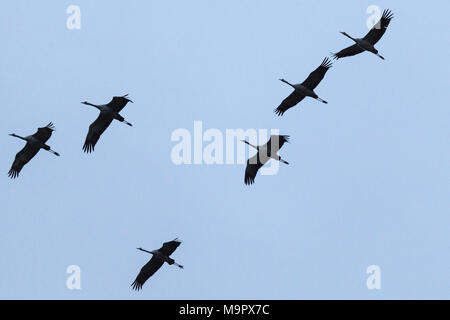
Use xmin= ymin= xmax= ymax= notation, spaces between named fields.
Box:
xmin=131 ymin=238 xmax=183 ymax=291
xmin=82 ymin=94 xmax=133 ymax=153
xmin=8 ymin=122 xmax=60 ymax=179
xmin=332 ymin=9 xmax=393 ymax=60
xmin=275 ymin=58 xmax=332 ymax=116
xmin=242 ymin=135 xmax=290 ymax=185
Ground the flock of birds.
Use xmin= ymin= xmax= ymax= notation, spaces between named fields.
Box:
xmin=7 ymin=9 xmax=393 ymax=290
xmin=245 ymin=9 xmax=393 ymax=185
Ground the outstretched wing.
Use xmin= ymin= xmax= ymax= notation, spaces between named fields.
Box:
xmin=106 ymin=94 xmax=133 ymax=112
xmin=8 ymin=143 xmax=40 ymax=179
xmin=244 ymin=153 xmax=265 ymax=185
xmin=274 ymin=91 xmax=305 ymax=116
xmin=83 ymin=113 xmax=113 ymax=153
xmin=301 ymin=57 xmax=332 ymax=90
xmin=363 ymin=9 xmax=393 ymax=45
xmin=158 ymin=239 xmax=182 ymax=257
xmin=32 ymin=122 xmax=55 ymax=143
xmin=131 ymin=256 xmax=164 ymax=291
xmin=332 ymin=44 xmax=365 ymax=59
xmin=266 ymin=135 xmax=289 ymax=154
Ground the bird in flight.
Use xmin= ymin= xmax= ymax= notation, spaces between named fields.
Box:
xmin=81 ymin=94 xmax=133 ymax=153
xmin=131 ymin=238 xmax=184 ymax=291
xmin=275 ymin=57 xmax=332 ymax=116
xmin=242 ymin=135 xmax=290 ymax=185
xmin=8 ymin=122 xmax=60 ymax=179
xmin=332 ymin=9 xmax=394 ymax=60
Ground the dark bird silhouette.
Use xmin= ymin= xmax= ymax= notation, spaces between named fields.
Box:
xmin=275 ymin=58 xmax=332 ymax=116
xmin=332 ymin=9 xmax=393 ymax=60
xmin=8 ymin=122 xmax=60 ymax=179
xmin=81 ymin=94 xmax=133 ymax=153
xmin=242 ymin=135 xmax=290 ymax=185
xmin=131 ymin=238 xmax=183 ymax=291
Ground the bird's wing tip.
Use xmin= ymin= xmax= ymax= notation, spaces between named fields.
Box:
xmin=321 ymin=57 xmax=333 ymax=68
xmin=382 ymin=9 xmax=394 ymax=20
xmin=131 ymin=281 xmax=142 ymax=291
xmin=46 ymin=122 xmax=55 ymax=130
xmin=274 ymin=108 xmax=283 ymax=116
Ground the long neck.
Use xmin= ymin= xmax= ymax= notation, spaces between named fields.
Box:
xmin=342 ymin=32 xmax=356 ymax=42
xmin=242 ymin=140 xmax=259 ymax=151
xmin=279 ymin=79 xmax=296 ymax=89
xmin=11 ymin=134 xmax=27 ymax=141
xmin=84 ymin=102 xmax=101 ymax=109
xmin=138 ymin=248 xmax=154 ymax=255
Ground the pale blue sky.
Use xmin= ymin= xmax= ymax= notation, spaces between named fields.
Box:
xmin=1 ymin=1 xmax=449 ymax=299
